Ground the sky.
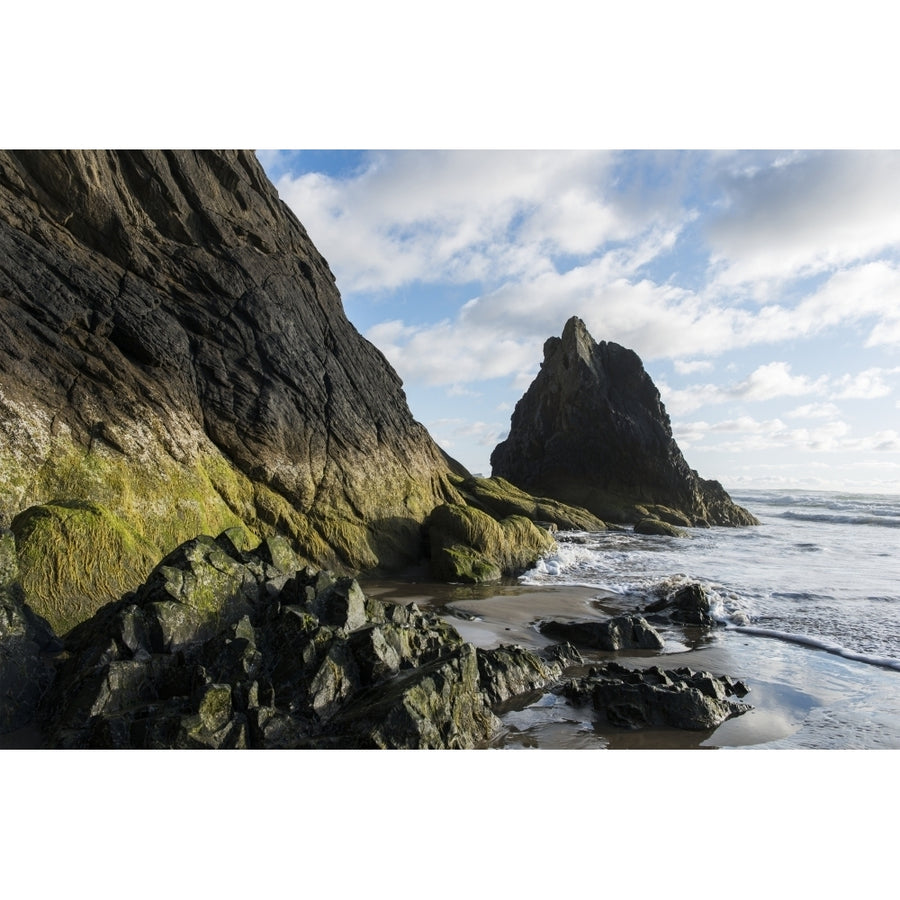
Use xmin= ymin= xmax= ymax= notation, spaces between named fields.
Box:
xmin=257 ymin=149 xmax=900 ymax=495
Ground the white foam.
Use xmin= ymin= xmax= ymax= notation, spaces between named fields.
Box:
xmin=729 ymin=624 xmax=900 ymax=672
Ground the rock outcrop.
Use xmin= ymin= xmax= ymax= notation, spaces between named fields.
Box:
xmin=644 ymin=582 xmax=717 ymax=627
xmin=559 ymin=662 xmax=750 ymax=731
xmin=490 ymin=317 xmax=758 ymax=527
xmin=37 ymin=529 xmax=573 ymax=749
xmin=7 ymin=527 xmax=752 ymax=748
xmin=425 ymin=503 xmax=557 ymax=583
xmin=0 ymin=150 xmax=465 ymax=630
xmin=539 ymin=614 xmax=665 ymax=651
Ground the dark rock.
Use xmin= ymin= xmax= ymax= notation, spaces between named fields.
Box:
xmin=325 ymin=644 xmax=500 ymax=749
xmin=634 ymin=518 xmax=688 ymax=538
xmin=645 ymin=582 xmax=717 ymax=627
xmin=37 ymin=530 xmax=537 ymax=748
xmin=560 ymin=662 xmax=750 ymax=730
xmin=539 ymin=615 xmax=665 ymax=651
xmin=491 ymin=316 xmax=759 ymax=527
xmin=476 ymin=644 xmax=566 ymax=706
xmin=543 ymin=641 xmax=584 ymax=668
xmin=0 ymin=530 xmax=62 ymax=733
xmin=0 ymin=150 xmax=467 ymax=629
xmin=312 ymin=576 xmax=368 ymax=631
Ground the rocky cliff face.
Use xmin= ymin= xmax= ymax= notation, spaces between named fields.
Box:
xmin=0 ymin=150 xmax=463 ymax=630
xmin=490 ymin=317 xmax=757 ymax=527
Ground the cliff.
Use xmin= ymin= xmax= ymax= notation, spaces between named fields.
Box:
xmin=490 ymin=317 xmax=758 ymax=527
xmin=0 ymin=150 xmax=464 ymax=631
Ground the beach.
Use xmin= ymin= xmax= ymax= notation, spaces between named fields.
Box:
xmin=365 ymin=572 xmax=900 ymax=749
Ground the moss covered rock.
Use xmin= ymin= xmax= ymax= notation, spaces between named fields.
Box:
xmin=634 ymin=518 xmax=688 ymax=538
xmin=453 ymin=475 xmax=608 ymax=531
xmin=426 ymin=503 xmax=556 ymax=583
xmin=11 ymin=501 xmax=161 ymax=635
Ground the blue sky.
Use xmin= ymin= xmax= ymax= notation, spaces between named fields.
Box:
xmin=257 ymin=150 xmax=900 ymax=495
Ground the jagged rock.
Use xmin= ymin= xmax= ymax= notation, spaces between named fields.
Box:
xmin=476 ymin=644 xmax=567 ymax=706
xmin=0 ymin=530 xmax=62 ymax=733
xmin=644 ymin=582 xmax=717 ymax=627
xmin=37 ymin=530 xmax=548 ymax=749
xmin=323 ymin=644 xmax=500 ymax=749
xmin=539 ymin=615 xmax=665 ymax=651
xmin=560 ymin=662 xmax=750 ymax=730
xmin=0 ymin=150 xmax=467 ymax=629
xmin=491 ymin=316 xmax=759 ymax=527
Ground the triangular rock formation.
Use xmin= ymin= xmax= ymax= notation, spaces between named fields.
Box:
xmin=490 ymin=317 xmax=757 ymax=527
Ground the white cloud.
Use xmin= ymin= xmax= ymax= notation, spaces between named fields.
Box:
xmin=678 ymin=414 xmax=851 ymax=453
xmin=365 ymin=318 xmax=542 ymax=387
xmin=674 ymin=359 xmax=713 ymax=375
xmin=732 ymin=362 xmax=827 ymax=402
xmin=273 ymin=150 xmax=658 ymax=294
xmin=830 ymin=367 xmax=900 ymax=400
xmin=707 ymin=151 xmax=900 ymax=289
xmin=427 ymin=417 xmax=507 ymax=451
xmin=661 ymin=362 xmax=827 ymax=414
xmin=788 ymin=402 xmax=841 ymax=419
xmin=663 ymin=363 xmax=899 ymax=417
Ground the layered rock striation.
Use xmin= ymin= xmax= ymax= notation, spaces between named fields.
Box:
xmin=490 ymin=317 xmax=758 ymax=527
xmin=0 ymin=150 xmax=465 ymax=628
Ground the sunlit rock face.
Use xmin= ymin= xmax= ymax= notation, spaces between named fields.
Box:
xmin=491 ymin=316 xmax=758 ymax=527
xmin=0 ymin=150 xmax=463 ymax=626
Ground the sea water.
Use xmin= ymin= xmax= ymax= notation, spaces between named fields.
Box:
xmin=522 ymin=490 xmax=900 ymax=670
xmin=503 ymin=489 xmax=900 ymax=748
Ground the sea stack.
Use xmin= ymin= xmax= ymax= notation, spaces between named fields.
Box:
xmin=0 ymin=150 xmax=463 ymax=631
xmin=490 ymin=317 xmax=758 ymax=527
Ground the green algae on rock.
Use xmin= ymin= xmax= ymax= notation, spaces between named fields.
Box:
xmin=0 ymin=150 xmax=465 ymax=623
xmin=453 ymin=475 xmax=609 ymax=532
xmin=38 ymin=529 xmax=573 ymax=749
xmin=425 ymin=503 xmax=556 ymax=583
xmin=11 ymin=501 xmax=161 ymax=635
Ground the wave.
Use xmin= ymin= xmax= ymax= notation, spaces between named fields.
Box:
xmin=730 ymin=489 xmax=900 ymax=528
xmin=778 ymin=510 xmax=900 ymax=529
xmin=729 ymin=624 xmax=900 ymax=672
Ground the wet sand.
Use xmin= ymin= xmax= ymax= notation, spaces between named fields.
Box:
xmin=363 ymin=577 xmax=900 ymax=750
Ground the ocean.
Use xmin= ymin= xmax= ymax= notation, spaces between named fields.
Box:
xmin=429 ymin=489 xmax=900 ymax=749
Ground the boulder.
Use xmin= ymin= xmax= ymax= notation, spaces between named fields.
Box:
xmin=539 ymin=615 xmax=665 ymax=651
xmin=491 ymin=316 xmax=759 ymax=527
xmin=560 ymin=662 xmax=750 ymax=730
xmin=634 ymin=518 xmax=688 ymax=538
xmin=644 ymin=582 xmax=717 ymax=627
xmin=426 ymin=503 xmax=556 ymax=583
